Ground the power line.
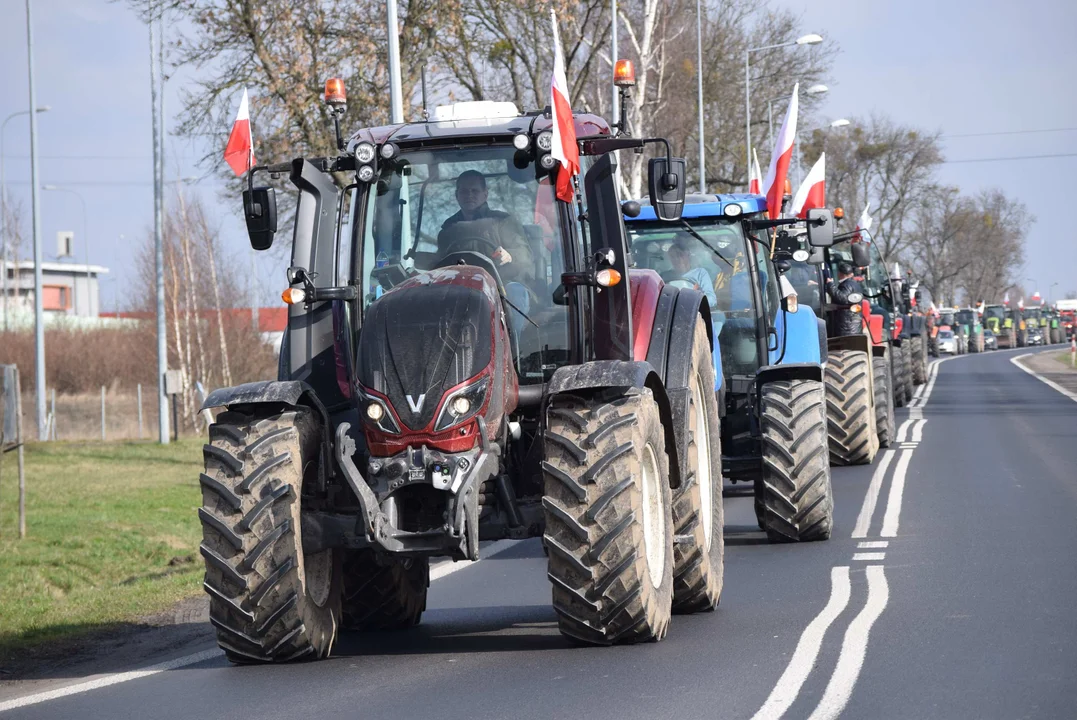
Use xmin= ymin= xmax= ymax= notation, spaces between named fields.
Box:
xmin=943 ymin=152 xmax=1077 ymax=164
xmin=942 ymin=127 xmax=1077 ymax=139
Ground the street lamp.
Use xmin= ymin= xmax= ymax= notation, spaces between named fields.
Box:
xmin=745 ymin=33 xmax=823 ymax=185
xmin=43 ymin=185 xmax=91 ymax=315
xmin=1 ymin=105 xmax=50 ymax=332
xmin=1050 ymin=282 xmax=1059 ymax=304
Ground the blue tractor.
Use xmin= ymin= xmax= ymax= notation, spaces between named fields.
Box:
xmin=625 ymin=194 xmax=836 ymax=542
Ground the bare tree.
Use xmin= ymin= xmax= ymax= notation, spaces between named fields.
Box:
xmin=906 ymin=185 xmax=977 ymax=305
xmin=955 ymin=189 xmax=1032 ymax=305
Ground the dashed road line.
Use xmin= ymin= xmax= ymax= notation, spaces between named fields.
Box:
xmin=851 ymin=450 xmax=895 ymax=539
xmin=851 ymin=552 xmax=886 ymax=561
xmin=857 ymin=541 xmax=888 ymax=549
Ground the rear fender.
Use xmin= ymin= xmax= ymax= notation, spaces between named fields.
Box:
xmin=546 ymin=360 xmax=683 ymax=489
xmin=756 ymin=362 xmax=823 ymax=387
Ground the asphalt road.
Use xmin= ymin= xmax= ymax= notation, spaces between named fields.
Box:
xmin=3 ymin=347 xmax=1076 ymax=719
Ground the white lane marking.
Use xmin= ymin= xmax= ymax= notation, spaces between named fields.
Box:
xmin=750 ymin=567 xmax=852 ymax=720
xmin=851 ymin=450 xmax=896 ymax=539
xmin=909 ymin=354 xmax=953 ymax=408
xmin=857 ymin=541 xmax=888 ymax=549
xmin=851 ymin=552 xmax=885 ymax=561
xmin=911 ymin=418 xmax=928 ymax=443
xmin=429 ymin=539 xmax=522 ymax=581
xmin=1011 ymin=353 xmax=1077 ymax=404
xmin=1 ymin=539 xmax=526 ymax=713
xmin=880 ymin=450 xmax=913 ymax=538
xmin=894 ymin=418 xmax=915 ymax=444
xmin=806 ymin=565 xmax=890 ymax=720
xmin=0 ymin=648 xmax=223 ymax=714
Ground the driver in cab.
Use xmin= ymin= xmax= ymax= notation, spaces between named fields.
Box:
xmin=438 ymin=170 xmax=534 ymax=285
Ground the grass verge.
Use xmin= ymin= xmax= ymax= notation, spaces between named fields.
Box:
xmin=1053 ymin=350 xmax=1076 ymax=370
xmin=0 ymin=439 xmax=204 ymax=657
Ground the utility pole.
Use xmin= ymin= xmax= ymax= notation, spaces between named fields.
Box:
xmin=386 ymin=0 xmax=404 ymax=124
xmin=25 ymin=0 xmax=47 ymax=441
xmin=150 ymin=19 xmax=169 ymax=444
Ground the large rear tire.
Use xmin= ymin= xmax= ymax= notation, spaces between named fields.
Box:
xmin=912 ymin=335 xmax=927 ymax=385
xmin=199 ymin=409 xmax=340 ymax=664
xmin=671 ymin=319 xmax=724 ymax=614
xmin=543 ymin=388 xmax=674 ymax=645
xmin=893 ymin=344 xmax=908 ymax=408
xmin=900 ymin=344 xmax=914 ymax=403
xmin=825 ymin=350 xmax=878 ymax=466
xmin=757 ymin=379 xmax=833 ymax=543
xmin=340 ymin=550 xmax=428 ymax=630
xmin=873 ymin=355 xmax=895 ymax=448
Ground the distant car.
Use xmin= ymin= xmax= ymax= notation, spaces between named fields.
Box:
xmin=937 ymin=329 xmax=957 ymax=354
xmin=1027 ymin=327 xmax=1044 ymax=346
xmin=983 ymin=329 xmax=998 ymax=351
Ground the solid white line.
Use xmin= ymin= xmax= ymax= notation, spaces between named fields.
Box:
xmin=806 ymin=565 xmax=890 ymax=720
xmin=0 ymin=648 xmax=223 ymax=714
xmin=857 ymin=541 xmax=888 ymax=549
xmin=911 ymin=418 xmax=928 ymax=443
xmin=429 ymin=538 xmax=522 ymax=580
xmin=880 ymin=450 xmax=913 ymax=538
xmin=1011 ymin=353 xmax=1077 ymax=404
xmin=851 ymin=552 xmax=886 ymax=561
xmin=750 ymin=567 xmax=853 ymax=720
xmin=851 ymin=450 xmax=896 ymax=539
xmin=2 ymin=539 xmax=525 ymax=713
xmin=894 ymin=418 xmax=915 ymax=444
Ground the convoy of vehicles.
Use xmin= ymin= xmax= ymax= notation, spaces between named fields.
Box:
xmin=193 ymin=73 xmax=1062 ymax=666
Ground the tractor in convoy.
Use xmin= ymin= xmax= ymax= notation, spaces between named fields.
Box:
xmin=1059 ymin=300 xmax=1077 ymax=340
xmin=891 ymin=272 xmax=928 ymax=397
xmin=1023 ymin=305 xmax=1050 ymax=345
xmin=983 ymin=304 xmax=1017 ymax=349
xmin=780 ymin=228 xmax=882 ymax=466
xmin=196 ymin=76 xmax=729 ymax=662
xmin=955 ymin=308 xmax=984 ymax=353
xmin=624 ymin=195 xmax=837 ymax=543
xmin=936 ymin=309 xmax=967 ymax=356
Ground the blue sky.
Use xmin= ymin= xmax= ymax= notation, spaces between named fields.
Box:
xmin=2 ymin=0 xmax=1076 ymax=310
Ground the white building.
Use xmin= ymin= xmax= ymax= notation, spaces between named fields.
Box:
xmin=2 ymin=260 xmax=109 ymax=325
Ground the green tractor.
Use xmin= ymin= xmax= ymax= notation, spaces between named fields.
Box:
xmin=1024 ymin=305 xmax=1050 ymax=345
xmin=983 ymin=304 xmax=1017 ymax=348
xmin=955 ymin=308 xmax=984 ymax=353
xmin=1047 ymin=307 xmax=1064 ymax=344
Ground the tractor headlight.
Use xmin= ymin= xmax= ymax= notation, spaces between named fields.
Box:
xmin=357 ymin=164 xmax=376 ymax=183
xmin=536 ymin=131 xmax=553 ymax=152
xmin=539 ymin=153 xmax=557 ymax=170
xmin=355 ymin=142 xmax=376 ymax=164
xmin=360 ymin=392 xmax=400 ymax=434
xmin=723 ymin=203 xmax=742 ymax=218
xmin=434 ymin=376 xmax=489 ymax=433
xmin=848 ymin=292 xmax=864 ymax=304
xmin=512 ymin=133 xmax=530 ymax=150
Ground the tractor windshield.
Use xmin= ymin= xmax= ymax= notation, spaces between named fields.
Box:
xmin=355 ymin=144 xmax=569 ymax=384
xmin=626 ymin=217 xmax=775 ymax=376
xmin=955 ymin=310 xmax=976 ymax=326
xmin=984 ymin=306 xmax=1006 ymax=321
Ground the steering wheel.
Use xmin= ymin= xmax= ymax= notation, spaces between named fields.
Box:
xmin=439 ymin=235 xmax=502 ymax=259
xmin=435 ymin=250 xmax=507 ymax=292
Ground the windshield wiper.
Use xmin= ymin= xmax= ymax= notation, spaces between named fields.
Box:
xmin=679 ymin=220 xmax=735 ymax=269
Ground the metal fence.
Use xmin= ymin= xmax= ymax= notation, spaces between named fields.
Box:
xmin=1 ymin=364 xmax=26 ymax=537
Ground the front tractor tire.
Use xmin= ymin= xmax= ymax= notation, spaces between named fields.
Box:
xmin=912 ymin=335 xmax=927 ymax=385
xmin=893 ymin=344 xmax=908 ymax=408
xmin=757 ymin=379 xmax=834 ymax=543
xmin=825 ymin=350 xmax=879 ymax=466
xmin=543 ymin=388 xmax=674 ymax=645
xmin=670 ymin=318 xmax=724 ymax=614
xmin=873 ymin=355 xmax=896 ymax=449
xmin=199 ymin=409 xmax=340 ymax=664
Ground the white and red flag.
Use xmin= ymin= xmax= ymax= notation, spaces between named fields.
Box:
xmin=224 ymin=88 xmax=255 ymax=177
xmin=549 ymin=11 xmax=579 ymax=203
xmin=1018 ymin=297 xmax=1025 ymax=309
xmin=749 ymin=148 xmax=763 ymax=195
xmin=762 ymin=83 xmax=798 ymax=218
xmin=791 ymin=152 xmax=825 ymax=218
xmin=857 ymin=202 xmax=873 ymax=231
xmin=1031 ymin=291 xmax=1042 ymax=304
xmin=1003 ymin=292 xmax=1010 ymax=306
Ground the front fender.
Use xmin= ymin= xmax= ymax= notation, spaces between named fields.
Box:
xmin=771 ymin=305 xmax=823 ymax=365
xmin=546 ymin=360 xmax=683 ymax=489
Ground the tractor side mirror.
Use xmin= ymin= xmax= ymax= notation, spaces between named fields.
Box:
xmin=647 ymin=156 xmax=686 ymax=221
xmin=850 ymin=241 xmax=871 ymax=269
xmin=774 ymin=259 xmax=792 ymax=275
xmin=806 ymin=208 xmax=834 ymax=247
xmin=243 ymin=186 xmax=278 ymax=251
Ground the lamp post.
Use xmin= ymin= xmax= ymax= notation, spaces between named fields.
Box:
xmin=1050 ymin=282 xmax=1059 ymax=305
xmin=2 ymin=105 xmax=50 ymax=332
xmin=744 ymin=33 xmax=822 ymax=187
xmin=42 ymin=185 xmax=90 ymax=315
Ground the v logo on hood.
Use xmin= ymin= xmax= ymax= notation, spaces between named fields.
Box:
xmin=405 ymin=394 xmax=426 ymax=413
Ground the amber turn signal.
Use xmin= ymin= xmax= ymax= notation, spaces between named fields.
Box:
xmin=596 ymin=269 xmax=622 ymax=287
xmin=325 ymin=78 xmax=346 ymax=106
xmin=614 ymin=59 xmax=636 ymax=87
xmin=282 ymin=288 xmax=306 ymax=305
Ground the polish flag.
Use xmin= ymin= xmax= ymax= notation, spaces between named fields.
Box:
xmin=749 ymin=148 xmax=763 ymax=194
xmin=1031 ymin=291 xmax=1042 ymax=304
xmin=762 ymin=83 xmax=798 ymax=218
xmin=1003 ymin=292 xmax=1010 ymax=306
xmin=791 ymin=152 xmax=825 ymax=218
xmin=224 ymin=88 xmax=255 ymax=177
xmin=549 ymin=11 xmax=579 ymax=203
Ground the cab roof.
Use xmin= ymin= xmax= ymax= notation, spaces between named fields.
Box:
xmin=627 ymin=192 xmax=768 ymax=222
xmin=348 ymin=103 xmax=611 ymax=147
